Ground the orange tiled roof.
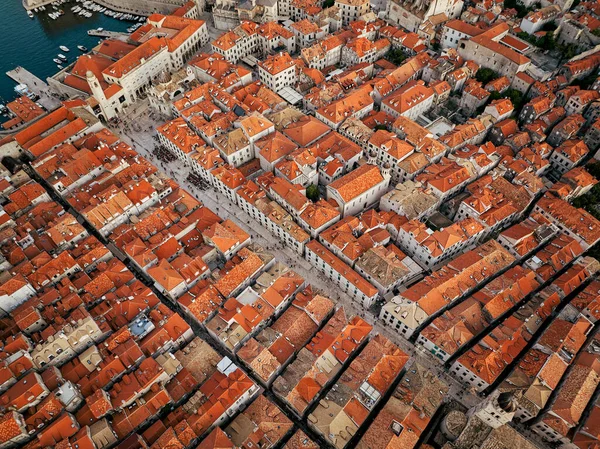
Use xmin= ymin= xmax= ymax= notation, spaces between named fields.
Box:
xmin=259 ymin=52 xmax=295 ymax=76
xmin=329 ymin=164 xmax=384 ymax=203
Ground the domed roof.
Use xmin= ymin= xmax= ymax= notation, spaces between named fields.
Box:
xmin=442 ymin=410 xmax=467 ymax=440
xmin=498 ymin=391 xmax=518 ymax=413
xmin=156 ymin=70 xmax=172 ymax=84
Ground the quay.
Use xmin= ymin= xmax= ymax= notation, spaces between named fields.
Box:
xmin=6 ymin=66 xmax=61 ymax=111
xmin=87 ymin=29 xmax=129 ymax=39
xmin=22 ymin=0 xmax=54 ymax=11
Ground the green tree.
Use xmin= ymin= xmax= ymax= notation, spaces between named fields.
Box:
xmin=374 ymin=124 xmax=388 ymax=130
xmin=516 ymin=3 xmax=530 ymax=17
xmin=570 ymin=163 xmax=600 ymax=220
xmin=505 ymin=88 xmax=524 ymax=112
xmin=486 ymin=88 xmax=524 ymax=114
xmin=538 ymin=32 xmax=556 ymax=51
xmin=517 ymin=31 xmax=538 ymax=46
xmin=476 ymin=68 xmax=498 ymax=84
xmin=505 ymin=0 xmax=533 ymax=17
xmin=306 ymin=184 xmax=320 ymax=202
xmin=541 ymin=21 xmax=557 ymax=32
xmin=385 ymin=47 xmax=406 ymax=65
xmin=558 ymin=43 xmax=578 ymax=61
xmin=518 ymin=30 xmax=558 ymax=51
xmin=573 ymin=183 xmax=600 ymax=220
xmin=489 ymin=91 xmax=502 ymax=101
xmin=586 ymin=162 xmax=600 ymax=179
xmin=572 ymin=71 xmax=598 ymax=89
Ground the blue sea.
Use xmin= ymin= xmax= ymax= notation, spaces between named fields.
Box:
xmin=0 ymin=0 xmax=133 ymax=104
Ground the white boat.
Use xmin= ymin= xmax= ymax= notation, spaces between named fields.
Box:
xmin=78 ymin=45 xmax=87 ymax=51
xmin=53 ymin=58 xmax=62 ymax=64
xmin=15 ymin=84 xmax=29 ymax=95
xmin=57 ymin=64 xmax=64 ymax=69
xmin=58 ymin=53 xmax=67 ymax=60
xmin=27 ymin=10 xmax=34 ymax=18
xmin=60 ymin=45 xmax=70 ymax=52
xmin=97 ymin=27 xmax=103 ymax=31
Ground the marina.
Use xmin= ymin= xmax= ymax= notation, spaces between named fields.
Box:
xmin=0 ymin=0 xmax=135 ymax=103
xmin=6 ymin=67 xmax=61 ymax=110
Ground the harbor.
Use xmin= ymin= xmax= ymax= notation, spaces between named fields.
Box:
xmin=6 ymin=67 xmax=61 ymax=111
xmin=0 ymin=0 xmax=135 ymax=105
xmin=87 ymin=29 xmax=130 ymax=39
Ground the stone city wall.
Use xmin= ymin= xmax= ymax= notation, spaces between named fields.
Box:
xmin=93 ymin=0 xmax=187 ymax=15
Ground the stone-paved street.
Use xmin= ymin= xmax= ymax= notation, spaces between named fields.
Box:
xmin=107 ymin=98 xmax=490 ymax=415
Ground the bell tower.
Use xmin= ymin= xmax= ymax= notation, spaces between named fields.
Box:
xmin=468 ymin=390 xmax=518 ymax=429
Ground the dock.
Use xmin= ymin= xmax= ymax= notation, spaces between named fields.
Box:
xmin=6 ymin=67 xmax=61 ymax=111
xmin=22 ymin=0 xmax=54 ymax=11
xmin=87 ymin=29 xmax=129 ymax=39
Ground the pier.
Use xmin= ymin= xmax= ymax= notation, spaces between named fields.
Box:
xmin=22 ymin=0 xmax=55 ymax=11
xmin=87 ymin=29 xmax=129 ymax=39
xmin=6 ymin=66 xmax=61 ymax=111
